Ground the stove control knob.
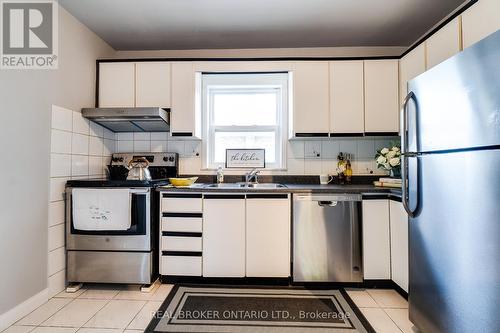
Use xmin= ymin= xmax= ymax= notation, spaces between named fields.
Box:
xmin=169 ymin=156 xmax=175 ymax=162
xmin=163 ymin=156 xmax=169 ymax=162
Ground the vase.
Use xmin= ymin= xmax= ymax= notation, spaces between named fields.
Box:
xmin=390 ymin=168 xmax=401 ymax=178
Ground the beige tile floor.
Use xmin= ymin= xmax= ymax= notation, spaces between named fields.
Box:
xmin=4 ymin=286 xmax=417 ymax=333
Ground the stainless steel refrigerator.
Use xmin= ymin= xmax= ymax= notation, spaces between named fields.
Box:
xmin=401 ymin=30 xmax=500 ymax=333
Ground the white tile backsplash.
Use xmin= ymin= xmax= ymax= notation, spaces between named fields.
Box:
xmin=150 ymin=132 xmax=169 ymax=141
xmin=48 ymin=201 xmax=65 ymax=227
xmin=51 ymin=130 xmax=72 ymax=154
xmin=89 ymin=136 xmax=103 ymax=156
xmin=52 ymin=105 xmax=73 ymax=132
xmin=116 ymin=132 xmax=134 ymax=141
xmin=112 ymin=129 xmax=398 ymax=176
xmin=72 ymin=112 xmax=89 ymax=135
xmin=71 ymin=155 xmax=89 ymax=176
xmin=305 ymin=141 xmax=322 ymax=159
xmin=133 ymin=132 xmax=151 ymax=141
xmin=48 ymin=224 xmax=65 ymax=251
xmin=89 ymin=156 xmax=103 ymax=176
xmin=116 ymin=140 xmax=133 ymax=153
xmin=150 ymin=140 xmax=167 ymax=152
xmin=50 ymin=154 xmax=71 ymax=177
xmin=321 ymin=140 xmax=340 ymax=160
xmin=71 ymin=133 xmax=89 ymax=155
xmin=50 ymin=177 xmax=68 ymax=202
xmin=89 ymin=122 xmax=104 ymax=138
xmin=103 ymin=139 xmax=115 ymax=156
xmin=48 ymin=247 xmax=66 ymax=276
xmin=134 ymin=140 xmax=151 ymax=152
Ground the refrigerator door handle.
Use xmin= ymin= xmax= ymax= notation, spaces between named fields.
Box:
xmin=401 ymin=92 xmax=418 ymax=217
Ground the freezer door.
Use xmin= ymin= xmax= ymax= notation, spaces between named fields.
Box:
xmin=408 ymin=30 xmax=500 ymax=153
xmin=409 ymin=149 xmax=500 ymax=333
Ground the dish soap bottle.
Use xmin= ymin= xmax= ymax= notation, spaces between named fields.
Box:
xmin=345 ymin=153 xmax=353 ymax=184
xmin=217 ymin=166 xmax=224 ymax=184
xmin=337 ymin=153 xmax=346 ymax=185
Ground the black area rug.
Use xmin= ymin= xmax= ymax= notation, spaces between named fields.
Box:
xmin=146 ymin=285 xmax=375 ymax=332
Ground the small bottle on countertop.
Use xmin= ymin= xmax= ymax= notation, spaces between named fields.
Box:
xmin=337 ymin=152 xmax=346 ymax=185
xmin=345 ymin=153 xmax=353 ymax=184
xmin=217 ymin=166 xmax=224 ymax=184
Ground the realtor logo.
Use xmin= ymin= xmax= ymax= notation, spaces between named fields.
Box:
xmin=1 ymin=0 xmax=58 ymax=69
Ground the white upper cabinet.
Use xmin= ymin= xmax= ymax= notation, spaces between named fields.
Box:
xmin=171 ymin=62 xmax=200 ymax=137
xmin=329 ymin=61 xmax=364 ymax=134
xmin=462 ymin=0 xmax=500 ymax=48
xmin=426 ymin=17 xmax=461 ymax=69
xmin=399 ymin=44 xmax=426 ymax=103
xmin=246 ymin=197 xmax=290 ymax=277
xmin=135 ymin=62 xmax=171 ymax=107
xmin=98 ymin=62 xmax=135 ymax=107
xmin=364 ymin=60 xmax=399 ymax=133
xmin=390 ymin=200 xmax=409 ymax=292
xmin=292 ymin=62 xmax=330 ymax=135
xmin=362 ymin=199 xmax=391 ymax=279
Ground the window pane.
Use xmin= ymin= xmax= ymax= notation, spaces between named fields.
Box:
xmin=214 ymin=132 xmax=276 ymax=164
xmin=212 ymin=91 xmax=278 ymax=126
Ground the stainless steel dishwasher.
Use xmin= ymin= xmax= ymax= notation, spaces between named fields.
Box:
xmin=293 ymin=194 xmax=363 ymax=282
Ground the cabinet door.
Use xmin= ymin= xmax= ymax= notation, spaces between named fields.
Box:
xmin=171 ymin=62 xmax=199 ymax=137
xmin=399 ymin=44 xmax=426 ymax=104
xmin=329 ymin=61 xmax=364 ymax=134
xmin=246 ymin=196 xmax=290 ymax=277
xmin=390 ymin=200 xmax=409 ymax=292
xmin=135 ymin=62 xmax=171 ymax=107
xmin=203 ymin=196 xmax=245 ymax=277
xmin=462 ymin=0 xmax=500 ymax=48
xmin=292 ymin=62 xmax=330 ymax=136
xmin=98 ymin=62 xmax=135 ymax=107
xmin=362 ymin=200 xmax=391 ymax=279
xmin=426 ymin=17 xmax=461 ymax=69
xmin=364 ymin=60 xmax=399 ymax=133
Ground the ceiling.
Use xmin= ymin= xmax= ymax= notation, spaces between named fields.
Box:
xmin=59 ymin=0 xmax=469 ymax=51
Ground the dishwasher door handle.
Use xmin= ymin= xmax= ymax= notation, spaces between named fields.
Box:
xmin=317 ymin=201 xmax=338 ymax=207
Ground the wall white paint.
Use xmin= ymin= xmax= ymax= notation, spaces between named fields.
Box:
xmin=48 ymin=106 xmax=115 ymax=296
xmin=0 ymin=3 xmax=115 ymax=324
xmin=114 ymin=133 xmax=396 ymax=176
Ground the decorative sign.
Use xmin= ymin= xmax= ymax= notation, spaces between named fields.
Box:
xmin=225 ymin=149 xmax=265 ymax=168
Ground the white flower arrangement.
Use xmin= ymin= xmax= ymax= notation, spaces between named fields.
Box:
xmin=375 ymin=144 xmax=401 ymax=174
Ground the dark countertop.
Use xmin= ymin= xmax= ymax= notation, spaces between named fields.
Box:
xmin=157 ymin=183 xmax=402 ymax=199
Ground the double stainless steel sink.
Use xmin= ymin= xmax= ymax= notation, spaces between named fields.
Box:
xmin=203 ymin=183 xmax=287 ymax=189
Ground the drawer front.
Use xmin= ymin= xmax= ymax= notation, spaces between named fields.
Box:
xmin=161 ymin=236 xmax=202 ymax=252
xmin=161 ymin=217 xmax=202 ymax=232
xmin=161 ymin=197 xmax=202 ymax=213
xmin=161 ymin=255 xmax=202 ymax=276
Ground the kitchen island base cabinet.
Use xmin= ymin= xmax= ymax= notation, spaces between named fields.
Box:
xmin=390 ymin=200 xmax=409 ymax=292
xmin=246 ymin=196 xmax=291 ymax=277
xmin=202 ymin=196 xmax=246 ymax=277
xmin=362 ymin=200 xmax=391 ymax=279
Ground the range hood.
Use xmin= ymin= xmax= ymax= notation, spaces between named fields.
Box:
xmin=81 ymin=107 xmax=170 ymax=132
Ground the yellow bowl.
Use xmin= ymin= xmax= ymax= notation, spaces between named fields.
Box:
xmin=169 ymin=177 xmax=198 ymax=187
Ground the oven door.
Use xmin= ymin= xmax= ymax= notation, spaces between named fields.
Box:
xmin=66 ymin=187 xmax=151 ymax=251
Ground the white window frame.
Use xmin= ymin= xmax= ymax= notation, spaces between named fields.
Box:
xmin=201 ymin=73 xmax=289 ymax=170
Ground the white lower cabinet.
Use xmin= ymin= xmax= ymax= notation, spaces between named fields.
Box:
xmin=362 ymin=199 xmax=391 ymax=279
xmin=246 ymin=195 xmax=291 ymax=277
xmin=203 ymin=195 xmax=246 ymax=277
xmin=390 ymin=200 xmax=409 ymax=292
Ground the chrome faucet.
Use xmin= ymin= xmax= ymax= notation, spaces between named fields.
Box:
xmin=245 ymin=168 xmax=260 ymax=186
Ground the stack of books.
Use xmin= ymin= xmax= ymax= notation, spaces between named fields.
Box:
xmin=373 ymin=177 xmax=402 ymax=188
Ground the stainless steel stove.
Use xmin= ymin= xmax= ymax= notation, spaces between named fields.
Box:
xmin=65 ymin=152 xmax=178 ymax=285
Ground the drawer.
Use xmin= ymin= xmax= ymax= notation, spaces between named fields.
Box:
xmin=161 ymin=216 xmax=202 ymax=232
xmin=161 ymin=236 xmax=202 ymax=252
xmin=161 ymin=255 xmax=202 ymax=276
xmin=161 ymin=195 xmax=202 ymax=213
